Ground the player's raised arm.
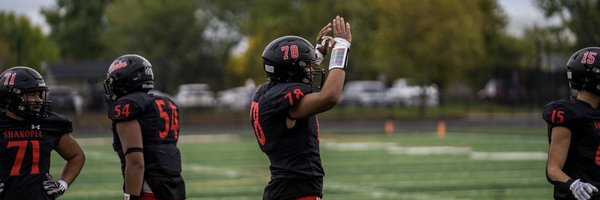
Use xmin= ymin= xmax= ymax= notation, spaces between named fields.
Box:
xmin=290 ymin=15 xmax=352 ymax=119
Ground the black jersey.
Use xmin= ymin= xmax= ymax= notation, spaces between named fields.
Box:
xmin=543 ymin=96 xmax=600 ymax=199
xmin=108 ymin=92 xmax=185 ymax=200
xmin=0 ymin=111 xmax=71 ymax=200
xmin=250 ymin=82 xmax=323 ymax=199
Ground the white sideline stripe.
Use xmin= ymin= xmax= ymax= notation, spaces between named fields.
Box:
xmin=322 ymin=142 xmax=397 ymax=151
xmin=388 ymin=146 xmax=472 ymax=155
xmin=324 ymin=142 xmax=547 ymax=160
xmin=470 ymin=151 xmax=547 ymax=160
xmin=326 ymin=182 xmax=462 ymax=200
xmin=85 ymin=150 xmax=118 ymax=161
xmin=186 ymin=164 xmax=241 ymax=178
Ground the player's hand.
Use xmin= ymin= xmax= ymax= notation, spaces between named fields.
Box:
xmin=332 ymin=15 xmax=352 ymax=43
xmin=316 ymin=23 xmax=333 ymax=56
xmin=570 ymin=179 xmax=598 ymax=200
xmin=43 ymin=173 xmax=68 ymax=198
xmin=0 ymin=178 xmax=4 ymax=194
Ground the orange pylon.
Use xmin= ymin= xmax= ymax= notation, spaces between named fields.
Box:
xmin=385 ymin=120 xmax=394 ymax=135
xmin=437 ymin=120 xmax=446 ymax=138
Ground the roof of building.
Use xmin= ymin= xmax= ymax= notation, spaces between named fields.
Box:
xmin=45 ymin=61 xmax=110 ymax=79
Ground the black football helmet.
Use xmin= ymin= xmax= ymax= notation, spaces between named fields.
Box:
xmin=262 ymin=35 xmax=325 ymax=90
xmin=0 ymin=66 xmax=51 ymax=119
xmin=566 ymin=47 xmax=600 ymax=96
xmin=104 ymin=54 xmax=154 ymax=102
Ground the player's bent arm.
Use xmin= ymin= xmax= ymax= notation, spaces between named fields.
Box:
xmin=289 ymin=69 xmax=345 ymax=119
xmin=117 ymin=120 xmax=145 ymax=196
xmin=55 ymin=133 xmax=85 ymax=185
xmin=547 ymin=126 xmax=572 ymax=182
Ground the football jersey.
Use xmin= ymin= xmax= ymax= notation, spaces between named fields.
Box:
xmin=108 ymin=92 xmax=185 ymax=199
xmin=250 ymin=82 xmax=323 ymax=199
xmin=0 ymin=110 xmax=71 ymax=200
xmin=543 ymin=96 xmax=600 ymax=199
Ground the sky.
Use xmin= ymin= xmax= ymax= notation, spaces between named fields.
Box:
xmin=0 ymin=0 xmax=560 ymax=37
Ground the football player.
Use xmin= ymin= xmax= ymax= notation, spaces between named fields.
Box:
xmin=0 ymin=66 xmax=85 ymax=200
xmin=249 ymin=16 xmax=352 ymax=200
xmin=544 ymin=47 xmax=600 ymax=200
xmin=104 ymin=54 xmax=185 ymax=200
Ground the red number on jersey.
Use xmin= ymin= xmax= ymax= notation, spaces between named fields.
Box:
xmin=551 ymin=109 xmax=565 ymax=124
xmin=7 ymin=140 xmax=40 ymax=176
xmin=154 ymin=99 xmax=180 ymax=139
xmin=284 ymin=88 xmax=305 ymax=106
xmin=596 ymin=144 xmax=600 ymax=166
xmin=168 ymin=101 xmax=180 ymax=139
xmin=250 ymin=101 xmax=266 ymax=145
xmin=114 ymin=104 xmax=131 ymax=118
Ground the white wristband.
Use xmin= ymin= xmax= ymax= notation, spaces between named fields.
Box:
xmin=333 ymin=37 xmax=351 ymax=49
xmin=328 ymin=46 xmax=349 ymax=70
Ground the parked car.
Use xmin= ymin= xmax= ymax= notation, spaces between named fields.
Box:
xmin=216 ymin=86 xmax=255 ymax=110
xmin=339 ymin=80 xmax=390 ymax=107
xmin=478 ymin=78 xmax=525 ymax=105
xmin=175 ymin=83 xmax=216 ymax=108
xmin=48 ymin=85 xmax=83 ymax=115
xmin=387 ymin=78 xmax=439 ymax=106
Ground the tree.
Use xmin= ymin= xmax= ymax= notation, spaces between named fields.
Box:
xmin=0 ymin=12 xmax=59 ymax=71
xmin=42 ymin=0 xmax=111 ymax=60
xmin=536 ymin=0 xmax=600 ymax=49
xmin=102 ymin=0 xmax=243 ymax=92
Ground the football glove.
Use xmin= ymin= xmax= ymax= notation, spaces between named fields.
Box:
xmin=0 ymin=178 xmax=4 ymax=194
xmin=43 ymin=173 xmax=68 ymax=198
xmin=570 ymin=179 xmax=598 ymax=200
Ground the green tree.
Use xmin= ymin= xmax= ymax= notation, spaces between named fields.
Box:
xmin=42 ymin=0 xmax=111 ymax=60
xmin=232 ymin=0 xmax=518 ymax=89
xmin=536 ymin=0 xmax=600 ymax=49
xmin=232 ymin=0 xmax=365 ymax=84
xmin=0 ymin=12 xmax=59 ymax=71
xmin=102 ymin=0 xmax=242 ymax=92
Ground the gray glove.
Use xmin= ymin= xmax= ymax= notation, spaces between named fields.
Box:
xmin=42 ymin=173 xmax=68 ymax=198
xmin=570 ymin=179 xmax=598 ymax=200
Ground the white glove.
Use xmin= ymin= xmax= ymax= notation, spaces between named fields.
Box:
xmin=570 ymin=179 xmax=599 ymax=200
xmin=0 ymin=178 xmax=4 ymax=194
xmin=123 ymin=193 xmax=140 ymax=200
xmin=43 ymin=173 xmax=68 ymax=198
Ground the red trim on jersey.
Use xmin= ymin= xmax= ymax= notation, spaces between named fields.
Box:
xmin=139 ymin=192 xmax=157 ymax=200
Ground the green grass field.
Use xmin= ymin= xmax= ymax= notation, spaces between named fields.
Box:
xmin=51 ymin=127 xmax=552 ymax=200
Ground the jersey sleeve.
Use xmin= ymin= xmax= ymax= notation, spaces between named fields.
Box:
xmin=270 ymin=83 xmax=313 ymax=114
xmin=47 ymin=113 xmax=73 ymax=134
xmin=542 ymin=102 xmax=578 ymax=128
xmin=108 ymin=97 xmax=144 ymax=123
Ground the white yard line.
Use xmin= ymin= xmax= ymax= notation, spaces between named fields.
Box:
xmin=323 ymin=141 xmax=547 ymax=160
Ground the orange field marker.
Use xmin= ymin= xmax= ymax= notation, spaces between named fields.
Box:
xmin=437 ymin=120 xmax=446 ymax=138
xmin=385 ymin=120 xmax=394 ymax=135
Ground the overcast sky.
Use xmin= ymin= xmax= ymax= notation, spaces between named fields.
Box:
xmin=0 ymin=0 xmax=559 ymax=36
